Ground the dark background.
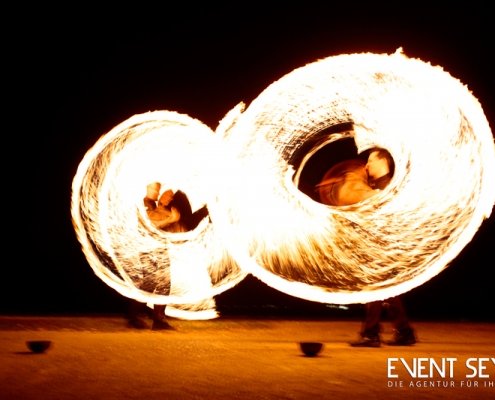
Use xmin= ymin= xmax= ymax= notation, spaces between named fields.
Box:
xmin=14 ymin=5 xmax=494 ymax=320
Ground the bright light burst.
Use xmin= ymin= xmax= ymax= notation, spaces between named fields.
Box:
xmin=71 ymin=111 xmax=246 ymax=306
xmin=72 ymin=50 xmax=495 ymax=309
xmin=214 ymin=50 xmax=495 ymax=303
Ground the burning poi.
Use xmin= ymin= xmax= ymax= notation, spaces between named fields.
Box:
xmin=71 ymin=50 xmax=495 ymax=315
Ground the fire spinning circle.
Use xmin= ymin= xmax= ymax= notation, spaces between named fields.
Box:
xmin=71 ymin=111 xmax=246 ymax=305
xmin=72 ymin=51 xmax=495 ymax=307
xmin=214 ymin=51 xmax=494 ymax=303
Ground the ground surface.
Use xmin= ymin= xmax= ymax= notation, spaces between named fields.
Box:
xmin=1 ymin=316 xmax=494 ymax=399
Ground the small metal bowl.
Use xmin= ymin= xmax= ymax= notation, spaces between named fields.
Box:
xmin=26 ymin=341 xmax=52 ymax=353
xmin=299 ymin=342 xmax=324 ymax=357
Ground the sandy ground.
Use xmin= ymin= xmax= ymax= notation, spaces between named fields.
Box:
xmin=1 ymin=316 xmax=494 ymax=399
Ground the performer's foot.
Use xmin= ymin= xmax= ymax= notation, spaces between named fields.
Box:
xmin=152 ymin=319 xmax=176 ymax=331
xmin=385 ymin=329 xmax=416 ymax=346
xmin=349 ymin=335 xmax=381 ymax=347
xmin=129 ymin=316 xmax=150 ymax=330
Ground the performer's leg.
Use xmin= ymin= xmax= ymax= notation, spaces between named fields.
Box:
xmin=384 ymin=296 xmax=416 ymax=345
xmin=152 ymin=304 xmax=165 ymax=320
xmin=361 ymin=301 xmax=382 ymax=337
xmin=350 ymin=301 xmax=382 ymax=347
xmin=127 ymin=299 xmax=150 ymax=330
xmin=385 ymin=296 xmax=410 ymax=330
xmin=152 ymin=304 xmax=175 ymax=330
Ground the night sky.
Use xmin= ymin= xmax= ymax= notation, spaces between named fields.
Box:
xmin=17 ymin=6 xmax=494 ymax=320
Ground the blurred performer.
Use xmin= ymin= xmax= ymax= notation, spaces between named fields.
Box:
xmin=129 ymin=183 xmax=217 ymax=329
xmin=353 ymin=149 xmax=416 ymax=347
xmin=154 ymin=185 xmax=218 ymax=321
xmin=318 ymin=150 xmax=416 ymax=347
xmin=144 ymin=183 xmax=187 ymax=233
xmin=128 ymin=183 xmax=185 ymax=330
xmin=316 ymin=159 xmax=375 ymax=206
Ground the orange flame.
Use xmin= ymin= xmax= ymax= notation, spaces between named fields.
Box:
xmin=72 ymin=51 xmax=495 ymax=311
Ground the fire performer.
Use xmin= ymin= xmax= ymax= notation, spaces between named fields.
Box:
xmin=349 ymin=149 xmax=416 ymax=347
xmin=144 ymin=183 xmax=187 ymax=233
xmin=128 ymin=182 xmax=186 ymax=330
xmin=316 ymin=159 xmax=375 ymax=206
xmin=318 ymin=149 xmax=416 ymax=346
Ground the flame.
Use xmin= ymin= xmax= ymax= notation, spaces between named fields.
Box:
xmin=214 ymin=51 xmax=495 ymax=303
xmin=72 ymin=51 xmax=495 ymax=311
xmin=71 ymin=111 xmax=246 ymax=308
